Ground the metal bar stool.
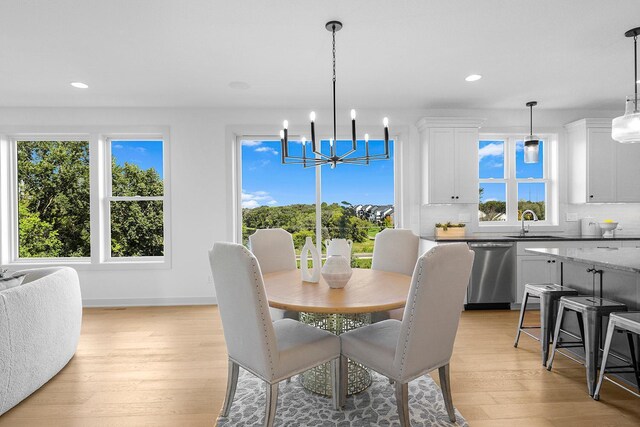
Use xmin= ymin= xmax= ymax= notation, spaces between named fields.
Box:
xmin=593 ymin=312 xmax=640 ymax=400
xmin=514 ymin=283 xmax=579 ymax=366
xmin=547 ymin=296 xmax=628 ymax=396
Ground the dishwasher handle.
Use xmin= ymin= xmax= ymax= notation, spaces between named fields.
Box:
xmin=469 ymin=242 xmax=514 ymax=249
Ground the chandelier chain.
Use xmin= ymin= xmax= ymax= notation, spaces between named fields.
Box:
xmin=634 ymin=34 xmax=638 ymax=111
xmin=332 ymin=26 xmax=336 ymax=83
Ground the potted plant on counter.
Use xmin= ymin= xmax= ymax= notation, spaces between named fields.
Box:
xmin=434 ymin=222 xmax=466 ymax=238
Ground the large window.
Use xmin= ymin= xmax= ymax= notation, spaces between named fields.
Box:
xmin=8 ymin=132 xmax=169 ymax=265
xmin=478 ymin=136 xmax=552 ymax=224
xmin=109 ymin=139 xmax=165 ymax=258
xmin=240 ymin=137 xmax=395 ymax=268
xmin=17 ymin=140 xmax=91 ymax=258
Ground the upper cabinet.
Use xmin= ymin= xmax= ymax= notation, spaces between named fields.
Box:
xmin=566 ymin=119 xmax=640 ymax=203
xmin=418 ymin=118 xmax=484 ymax=204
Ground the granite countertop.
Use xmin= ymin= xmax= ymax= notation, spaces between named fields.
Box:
xmin=525 ymin=247 xmax=640 ymax=274
xmin=420 ymin=234 xmax=640 ymax=242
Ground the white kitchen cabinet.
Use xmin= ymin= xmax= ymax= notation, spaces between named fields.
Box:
xmin=621 ymin=240 xmax=640 ymax=248
xmin=428 ymin=128 xmax=457 ymax=203
xmin=418 ymin=118 xmax=484 ymax=204
xmin=566 ymin=119 xmax=640 ymax=203
xmin=616 ymin=144 xmax=640 ymax=202
xmin=516 ymin=256 xmax=559 ymax=304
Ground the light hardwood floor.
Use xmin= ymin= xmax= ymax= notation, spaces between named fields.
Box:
xmin=0 ymin=307 xmax=638 ymax=426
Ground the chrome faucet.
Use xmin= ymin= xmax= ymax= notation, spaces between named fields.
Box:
xmin=520 ymin=209 xmax=539 ymax=237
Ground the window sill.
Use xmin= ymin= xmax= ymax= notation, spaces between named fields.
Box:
xmin=5 ymin=258 xmax=171 ymax=271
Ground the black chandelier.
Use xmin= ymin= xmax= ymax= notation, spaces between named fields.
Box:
xmin=279 ymin=20 xmax=390 ymax=168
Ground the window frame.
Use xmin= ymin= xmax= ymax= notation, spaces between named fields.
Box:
xmin=2 ymin=129 xmax=171 ymax=270
xmin=478 ymin=133 xmax=556 ymax=227
xmin=104 ymin=136 xmax=168 ymax=263
xmin=234 ymin=133 xmax=401 ymax=249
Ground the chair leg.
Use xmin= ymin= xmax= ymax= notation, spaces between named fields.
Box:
xmin=576 ymin=312 xmax=586 ymax=353
xmin=594 ymin=319 xmax=616 ymax=400
xmin=547 ymin=301 xmax=566 ymax=371
xmin=540 ymin=293 xmax=554 ymax=366
xmin=339 ymin=355 xmax=348 ymax=408
xmin=438 ymin=364 xmax=456 ymax=423
xmin=514 ymin=291 xmax=529 ymax=348
xmin=394 ymin=381 xmax=410 ymax=427
xmin=583 ymin=311 xmax=600 ymax=396
xmin=221 ymin=358 xmax=239 ymax=417
xmin=626 ymin=332 xmax=640 ymax=393
xmin=331 ymin=358 xmax=340 ymax=410
xmin=264 ymin=382 xmax=279 ymax=427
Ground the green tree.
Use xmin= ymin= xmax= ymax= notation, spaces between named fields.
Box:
xmin=18 ymin=141 xmax=90 ymax=257
xmin=110 ymin=158 xmax=164 ymax=256
xmin=17 ymin=200 xmax=63 ymax=257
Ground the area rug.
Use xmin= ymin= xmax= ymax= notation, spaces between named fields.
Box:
xmin=217 ymin=369 xmax=468 ymax=426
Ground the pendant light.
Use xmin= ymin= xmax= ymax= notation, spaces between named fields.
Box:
xmin=279 ymin=21 xmax=390 ymax=168
xmin=524 ymin=101 xmax=539 ymax=164
xmin=612 ymin=27 xmax=640 ymax=143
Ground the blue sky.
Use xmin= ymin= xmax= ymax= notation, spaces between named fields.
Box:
xmin=241 ymin=139 xmax=394 ymax=208
xmin=112 ymin=140 xmax=164 ymax=179
xmin=479 ymin=140 xmax=545 ymax=203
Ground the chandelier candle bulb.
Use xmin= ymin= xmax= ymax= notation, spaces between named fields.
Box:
xmin=383 ymin=117 xmax=389 ymax=157
xmin=310 ymin=112 xmax=317 ymax=153
xmin=280 ymin=130 xmax=286 ymax=163
xmin=365 ymin=133 xmax=370 ymax=164
xmin=351 ymin=110 xmax=357 ymax=149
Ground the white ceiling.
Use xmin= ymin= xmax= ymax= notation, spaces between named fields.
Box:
xmin=0 ymin=0 xmax=639 ymax=110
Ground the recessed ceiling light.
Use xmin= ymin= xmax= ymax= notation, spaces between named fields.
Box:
xmin=70 ymin=82 xmax=89 ymax=89
xmin=229 ymin=81 xmax=250 ymax=90
xmin=465 ymin=74 xmax=482 ymax=82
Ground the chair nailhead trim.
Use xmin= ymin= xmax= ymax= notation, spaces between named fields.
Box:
xmin=242 ymin=246 xmax=276 ymax=376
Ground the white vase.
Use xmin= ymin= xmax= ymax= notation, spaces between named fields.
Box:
xmin=321 ymin=255 xmax=352 ymax=289
xmin=300 ymin=237 xmax=321 ymax=283
xmin=324 ymin=238 xmax=353 ymax=259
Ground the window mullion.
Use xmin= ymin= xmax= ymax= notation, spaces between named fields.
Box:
xmin=89 ymin=134 xmax=101 ymax=264
xmin=507 ymin=137 xmax=518 ymax=223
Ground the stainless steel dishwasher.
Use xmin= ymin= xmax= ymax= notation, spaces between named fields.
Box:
xmin=466 ymin=242 xmax=516 ymax=309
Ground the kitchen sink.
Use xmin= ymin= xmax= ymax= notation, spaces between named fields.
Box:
xmin=503 ymin=235 xmax=566 ymax=239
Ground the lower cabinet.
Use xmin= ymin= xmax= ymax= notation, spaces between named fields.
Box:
xmin=516 ymin=255 xmax=560 ymax=304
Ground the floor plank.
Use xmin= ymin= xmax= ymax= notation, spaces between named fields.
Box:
xmin=0 ymin=307 xmax=637 ymax=425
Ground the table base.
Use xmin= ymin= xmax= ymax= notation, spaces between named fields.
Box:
xmin=299 ymin=312 xmax=372 ymax=396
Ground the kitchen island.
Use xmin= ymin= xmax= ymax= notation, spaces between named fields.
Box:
xmin=526 ymin=247 xmax=640 ymax=309
xmin=526 ymin=247 xmax=640 ymax=389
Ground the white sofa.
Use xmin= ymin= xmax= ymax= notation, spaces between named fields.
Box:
xmin=0 ymin=267 xmax=82 ymax=415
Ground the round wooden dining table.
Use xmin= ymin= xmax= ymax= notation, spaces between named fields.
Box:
xmin=262 ymin=268 xmax=412 ymax=396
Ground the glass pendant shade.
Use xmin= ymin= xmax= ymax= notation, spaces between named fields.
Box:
xmin=612 ymin=94 xmax=640 ymax=143
xmin=524 ymin=136 xmax=540 ymax=163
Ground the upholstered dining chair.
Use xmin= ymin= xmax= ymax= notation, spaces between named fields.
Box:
xmin=209 ymin=242 xmax=341 ymax=427
xmin=371 ymin=228 xmax=420 ymax=322
xmin=340 ymin=243 xmax=474 ymax=426
xmin=249 ymin=228 xmax=298 ymax=320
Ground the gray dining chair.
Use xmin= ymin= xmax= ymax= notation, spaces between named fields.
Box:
xmin=340 ymin=243 xmax=474 ymax=426
xmin=209 ymin=242 xmax=341 ymax=426
xmin=249 ymin=228 xmax=299 ymax=321
xmin=371 ymin=228 xmax=420 ymax=322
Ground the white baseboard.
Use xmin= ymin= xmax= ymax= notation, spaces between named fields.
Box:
xmin=82 ymin=296 xmax=217 ymax=308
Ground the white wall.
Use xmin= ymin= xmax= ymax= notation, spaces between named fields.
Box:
xmin=0 ymin=106 xmax=630 ymax=306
